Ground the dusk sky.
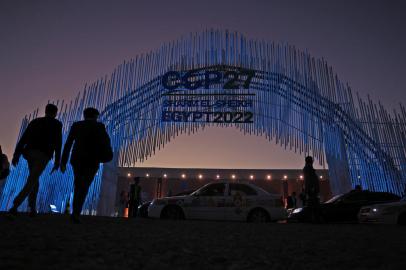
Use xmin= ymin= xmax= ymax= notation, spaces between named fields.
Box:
xmin=1 ymin=0 xmax=405 ymax=169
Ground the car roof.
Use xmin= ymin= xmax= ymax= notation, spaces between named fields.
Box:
xmin=346 ymin=190 xmax=399 ymax=196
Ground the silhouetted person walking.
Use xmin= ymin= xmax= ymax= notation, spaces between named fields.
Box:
xmin=128 ymin=177 xmax=141 ymax=218
xmin=303 ymin=156 xmax=320 ymax=222
xmin=9 ymin=104 xmax=62 ymax=216
xmin=61 ymin=107 xmax=112 ymax=223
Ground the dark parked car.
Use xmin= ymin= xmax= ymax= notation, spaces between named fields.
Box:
xmin=137 ymin=189 xmax=196 ymax=218
xmin=288 ymin=190 xmax=400 ymax=223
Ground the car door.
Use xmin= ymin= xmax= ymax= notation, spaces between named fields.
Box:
xmin=224 ymin=183 xmax=258 ymax=221
xmin=187 ymin=183 xmax=226 ymax=220
xmin=329 ymin=192 xmax=369 ymax=222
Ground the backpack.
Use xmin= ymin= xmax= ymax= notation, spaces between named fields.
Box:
xmin=97 ymin=131 xmax=113 ymax=163
xmin=99 ymin=143 xmax=113 ymax=163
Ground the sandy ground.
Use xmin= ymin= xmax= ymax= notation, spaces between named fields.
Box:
xmin=0 ymin=214 xmax=405 ymax=270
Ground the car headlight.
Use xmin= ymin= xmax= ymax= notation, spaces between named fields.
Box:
xmin=151 ymin=199 xmax=166 ymax=206
xmin=292 ymin=208 xmax=303 ymax=214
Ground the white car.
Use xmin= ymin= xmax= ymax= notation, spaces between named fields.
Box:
xmin=148 ymin=182 xmax=286 ymax=222
xmin=358 ymin=197 xmax=406 ymax=225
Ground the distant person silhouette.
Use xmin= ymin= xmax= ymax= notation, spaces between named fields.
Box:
xmin=61 ymin=107 xmax=112 ymax=223
xmin=0 ymin=145 xmax=10 ymax=180
xmin=9 ymin=104 xmax=62 ymax=216
xmin=299 ymin=188 xmax=306 ymax=207
xmin=118 ymin=190 xmax=129 ymax=217
xmin=303 ymin=156 xmax=320 ymax=222
xmin=128 ymin=177 xmax=142 ymax=218
xmin=354 ymin=184 xmax=362 ymax=192
xmin=286 ymin=192 xmax=297 ymax=209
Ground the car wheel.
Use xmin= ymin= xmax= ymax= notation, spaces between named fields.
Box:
xmin=397 ymin=212 xmax=406 ymax=225
xmin=161 ymin=206 xmax=184 ymax=220
xmin=247 ymin=208 xmax=270 ymax=223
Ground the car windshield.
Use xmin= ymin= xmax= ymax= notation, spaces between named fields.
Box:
xmin=324 ymin=194 xmax=343 ymax=203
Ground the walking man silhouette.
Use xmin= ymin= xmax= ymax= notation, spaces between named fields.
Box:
xmin=303 ymin=156 xmax=320 ymax=222
xmin=61 ymin=107 xmax=112 ymax=223
xmin=9 ymin=104 xmax=62 ymax=216
xmin=128 ymin=177 xmax=142 ymax=218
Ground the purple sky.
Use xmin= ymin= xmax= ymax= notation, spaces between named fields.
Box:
xmin=0 ymin=0 xmax=405 ymax=169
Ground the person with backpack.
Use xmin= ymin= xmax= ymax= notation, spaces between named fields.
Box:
xmin=9 ymin=104 xmax=62 ymax=217
xmin=60 ymin=107 xmax=112 ymax=223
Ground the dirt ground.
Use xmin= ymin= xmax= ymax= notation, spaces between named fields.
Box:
xmin=0 ymin=214 xmax=405 ymax=270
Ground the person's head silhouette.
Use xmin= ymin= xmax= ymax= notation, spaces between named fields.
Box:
xmin=354 ymin=184 xmax=362 ymax=191
xmin=45 ymin=104 xmax=58 ymax=118
xmin=83 ymin=107 xmax=100 ymax=121
xmin=305 ymin=156 xmax=313 ymax=166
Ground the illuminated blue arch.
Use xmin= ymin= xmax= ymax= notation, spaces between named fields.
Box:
xmin=1 ymin=30 xmax=405 ymax=214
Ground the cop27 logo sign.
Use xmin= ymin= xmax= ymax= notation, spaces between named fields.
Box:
xmin=162 ymin=69 xmax=255 ymax=91
xmin=161 ymin=68 xmax=255 ymax=123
